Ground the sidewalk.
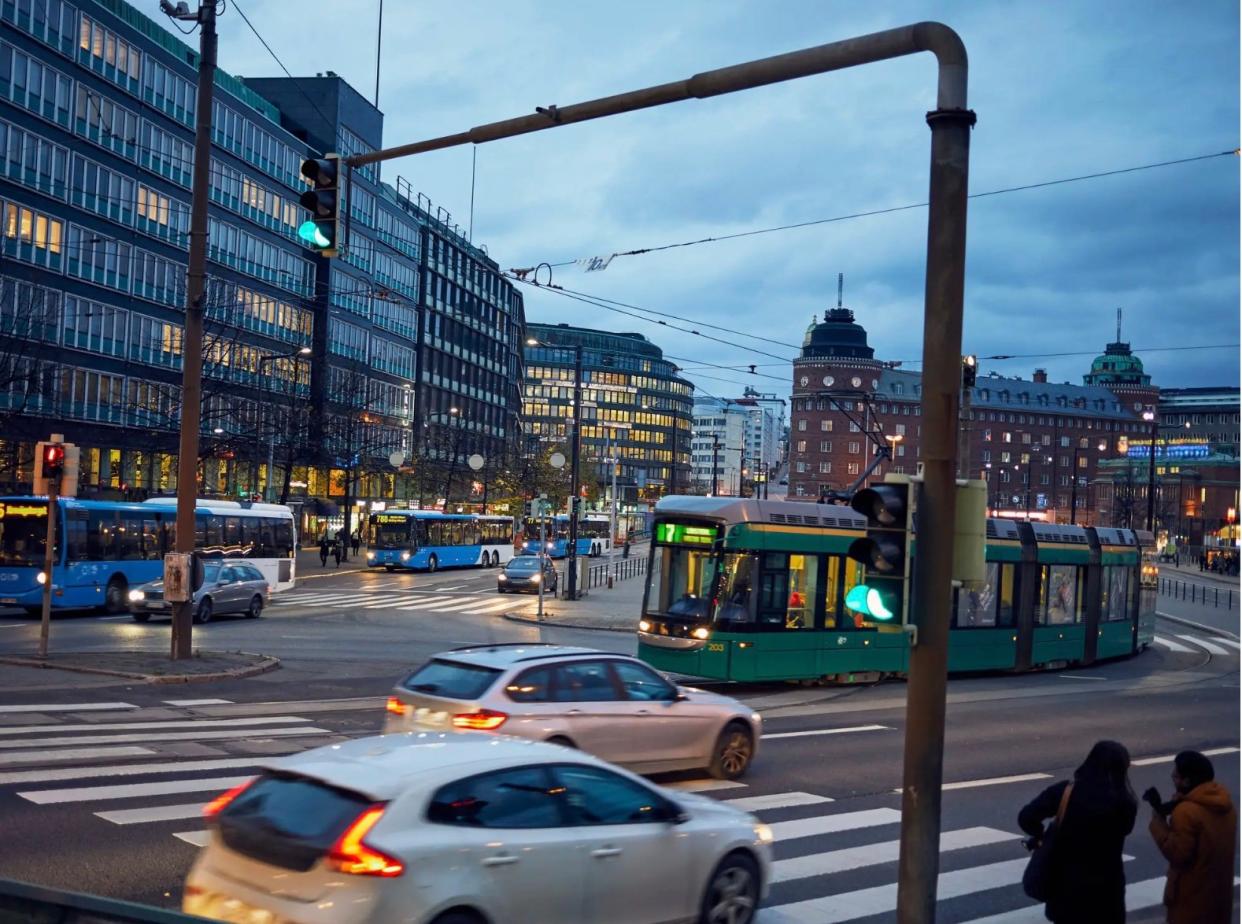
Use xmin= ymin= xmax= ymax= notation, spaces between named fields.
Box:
xmin=1159 ymin=560 xmax=1239 ymax=586
xmin=504 ymin=570 xmax=643 ymax=632
xmin=295 ymin=545 xmax=369 ymax=576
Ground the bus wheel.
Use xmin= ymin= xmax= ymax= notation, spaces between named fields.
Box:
xmin=104 ymin=578 xmax=128 ymax=614
xmin=427 ymin=555 xmax=438 ymax=574
xmin=491 ymin=551 xmax=500 ymax=567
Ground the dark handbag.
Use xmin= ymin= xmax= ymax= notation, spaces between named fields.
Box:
xmin=1022 ymin=783 xmax=1073 ymax=902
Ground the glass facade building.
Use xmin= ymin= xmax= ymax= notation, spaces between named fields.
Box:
xmin=0 ymin=0 xmax=524 ymax=532
xmin=522 ymin=323 xmax=693 ymax=503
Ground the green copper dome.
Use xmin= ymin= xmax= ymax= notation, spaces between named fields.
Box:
xmin=1083 ymin=341 xmax=1151 ymax=386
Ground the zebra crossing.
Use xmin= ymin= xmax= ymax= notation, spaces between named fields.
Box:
xmin=0 ymin=701 xmax=1205 ymax=923
xmin=269 ymin=588 xmax=534 ymax=616
xmin=1152 ymin=632 xmax=1241 ymax=657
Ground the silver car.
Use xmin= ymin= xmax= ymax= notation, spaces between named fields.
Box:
xmin=384 ymin=644 xmax=761 ymax=779
xmin=128 ymin=561 xmax=270 ymax=624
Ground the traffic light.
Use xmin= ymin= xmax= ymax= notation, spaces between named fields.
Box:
xmin=298 ymin=154 xmax=340 ymax=257
xmin=961 ymin=354 xmax=978 ymax=389
xmin=846 ymin=474 xmax=915 ymax=623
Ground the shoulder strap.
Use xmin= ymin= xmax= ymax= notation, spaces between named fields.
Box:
xmin=1055 ymin=783 xmax=1073 ymax=826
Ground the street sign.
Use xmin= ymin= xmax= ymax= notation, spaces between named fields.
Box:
xmin=468 ymin=454 xmax=485 ymax=472
xmin=549 ymin=452 xmax=566 ymax=469
xmin=388 ymin=451 xmax=405 ymax=467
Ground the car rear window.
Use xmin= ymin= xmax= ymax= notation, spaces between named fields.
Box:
xmin=402 ymin=659 xmax=503 ymax=700
xmin=216 ymin=773 xmax=372 ymax=871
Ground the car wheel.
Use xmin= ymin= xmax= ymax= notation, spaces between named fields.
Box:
xmin=193 ymin=598 xmax=213 ymax=625
xmin=546 ymin=735 xmax=576 ymax=749
xmin=699 ymin=852 xmax=760 ymax=924
xmin=427 ymin=554 xmax=438 ymax=574
xmin=131 ymin=612 xmax=150 ymax=624
xmin=709 ymin=722 xmax=754 ymax=780
xmin=104 ymin=577 xmax=128 ymax=614
xmin=246 ymin=595 xmax=263 ymax=619
xmin=430 ymin=910 xmax=487 ymax=924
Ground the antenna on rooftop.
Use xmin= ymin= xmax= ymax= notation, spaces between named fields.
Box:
xmin=837 ymin=272 xmax=844 ymax=308
xmin=1116 ymin=307 xmax=1122 ymax=342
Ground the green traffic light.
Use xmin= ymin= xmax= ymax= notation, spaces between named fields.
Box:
xmin=298 ymin=220 xmax=331 ymax=249
xmin=845 ymin=584 xmax=896 ymax=621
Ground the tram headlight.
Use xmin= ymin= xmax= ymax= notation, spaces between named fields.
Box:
xmin=638 ymin=619 xmax=652 ymax=632
xmin=35 ymin=571 xmax=47 ymax=586
xmin=128 ymin=589 xmax=145 ymax=602
xmin=691 ymin=626 xmax=711 ymax=640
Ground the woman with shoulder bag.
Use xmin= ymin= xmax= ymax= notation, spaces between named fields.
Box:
xmin=1018 ymin=740 xmax=1138 ymax=923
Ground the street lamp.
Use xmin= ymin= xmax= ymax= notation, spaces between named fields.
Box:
xmin=1143 ymin=409 xmax=1157 ymax=531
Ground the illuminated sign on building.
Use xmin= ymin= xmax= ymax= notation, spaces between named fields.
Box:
xmin=1127 ymin=441 xmax=1211 ymax=460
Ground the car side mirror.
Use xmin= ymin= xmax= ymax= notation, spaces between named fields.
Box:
xmin=670 ymin=689 xmax=689 ymax=703
xmin=663 ymin=801 xmax=690 ymax=824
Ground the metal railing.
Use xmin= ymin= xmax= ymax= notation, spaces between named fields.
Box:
xmin=1158 ymin=577 xmax=1237 ymax=611
xmin=0 ymin=877 xmax=200 ymax=922
xmin=583 ymin=555 xmax=648 ymax=590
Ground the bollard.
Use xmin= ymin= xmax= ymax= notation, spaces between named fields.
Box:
xmin=607 ymin=574 xmax=614 ymax=589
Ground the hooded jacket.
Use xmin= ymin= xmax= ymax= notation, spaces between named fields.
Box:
xmin=1150 ymin=780 xmax=1238 ymax=924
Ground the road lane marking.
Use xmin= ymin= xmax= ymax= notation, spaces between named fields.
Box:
xmin=1152 ymin=636 xmax=1196 ymax=653
xmin=662 ymin=779 xmax=746 ymax=792
xmin=0 ymin=702 xmax=136 ymax=714
xmin=97 ymin=802 xmax=206 ymax=825
xmin=1133 ymin=746 xmax=1240 ymax=766
xmin=1057 ymin=674 xmax=1106 ymax=680
xmin=471 ymin=598 xmax=526 ymax=613
xmin=0 ymin=716 xmax=311 ymax=736
xmin=163 ymin=699 xmax=232 ymax=706
xmin=20 ymin=775 xmax=254 ymax=804
xmin=0 ymin=756 xmax=266 ymax=786
xmin=957 ymin=875 xmax=1165 ymax=923
xmin=0 ymin=745 xmax=154 ymax=765
xmin=0 ymin=725 xmax=332 ymax=750
xmin=723 ymin=792 xmax=833 ymax=812
xmin=355 ymin=596 xmax=428 ymax=609
xmin=771 ymin=827 xmax=1014 ymax=885
xmin=173 ymin=831 xmax=210 ymax=847
xmin=1214 ymin=638 xmax=1242 ymax=650
xmin=763 ymin=724 xmax=889 ymax=740
xmin=1175 ymin=633 xmax=1232 ymax=656
xmin=916 ymin=772 xmax=1052 ymax=792
xmin=770 ymin=807 xmax=902 ymax=842
xmin=423 ymin=599 xmax=496 ymax=612
xmin=395 ymin=597 xmax=455 ymax=610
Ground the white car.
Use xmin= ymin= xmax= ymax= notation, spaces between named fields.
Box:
xmin=184 ymin=732 xmax=772 ymax=924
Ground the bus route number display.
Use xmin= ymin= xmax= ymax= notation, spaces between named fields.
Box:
xmin=0 ymin=503 xmax=45 ymax=519
xmin=656 ymin=523 xmax=718 ymax=546
xmin=375 ymin=515 xmax=407 ymax=524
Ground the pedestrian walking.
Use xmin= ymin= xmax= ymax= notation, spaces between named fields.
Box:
xmin=1146 ymin=750 xmax=1238 ymax=924
xmin=336 ymin=527 xmax=348 ymax=561
xmin=1018 ymin=739 xmax=1138 ymax=924
xmin=318 ymin=536 xmax=329 ymax=567
xmin=351 ymin=531 xmax=361 ymax=556
xmin=622 ymin=539 xmax=631 ymax=559
xmin=332 ymin=539 xmax=342 ymax=567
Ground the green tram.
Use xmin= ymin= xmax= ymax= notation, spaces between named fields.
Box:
xmin=637 ymin=496 xmax=1158 ymax=682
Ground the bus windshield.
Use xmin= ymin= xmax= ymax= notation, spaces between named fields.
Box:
xmin=0 ymin=501 xmax=51 ymax=565
xmin=371 ymin=516 xmax=413 ymax=550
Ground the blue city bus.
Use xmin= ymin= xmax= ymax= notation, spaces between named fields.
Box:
xmin=0 ymin=497 xmax=297 ymax=614
xmin=366 ymin=511 xmax=515 ymax=572
xmin=521 ymin=514 xmax=612 ymax=559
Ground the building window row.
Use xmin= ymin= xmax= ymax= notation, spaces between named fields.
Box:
xmin=139 ymin=53 xmax=194 ymax=126
xmin=0 ymin=38 xmax=74 ymax=128
xmin=2 ymin=199 xmax=64 ymax=268
xmin=2 ymin=0 xmax=80 ymax=58
xmin=0 ymin=116 xmax=69 ymax=201
xmin=207 ymin=216 xmax=313 ymax=295
xmin=78 ymin=14 xmax=141 ymax=94
xmin=210 ymin=158 xmax=301 ymax=239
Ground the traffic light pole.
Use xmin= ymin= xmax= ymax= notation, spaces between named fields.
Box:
xmin=566 ymin=345 xmax=583 ymax=601
xmin=38 ymin=479 xmax=56 ymax=659
xmin=895 ymin=101 xmax=974 ymax=922
xmin=171 ymin=0 xmax=217 ymax=661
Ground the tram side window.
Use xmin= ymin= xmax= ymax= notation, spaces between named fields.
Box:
xmin=715 ymin=553 xmax=754 ymax=625
xmin=955 ymin=561 xmax=999 ymax=627
xmin=822 ymin=555 xmax=842 ymax=628
xmin=997 ymin=564 xmax=1016 ymax=626
xmin=1106 ymin=567 xmax=1130 ymax=621
xmin=840 ymin=557 xmax=874 ymax=629
xmin=1043 ymin=564 xmax=1080 ymax=624
xmin=785 ymin=554 xmax=820 ymax=629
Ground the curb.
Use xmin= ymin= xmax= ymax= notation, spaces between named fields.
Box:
xmin=1156 ymin=612 xmax=1240 ymax=642
xmin=501 ymin=612 xmax=632 ymax=634
xmin=0 ymin=651 xmax=281 ymax=684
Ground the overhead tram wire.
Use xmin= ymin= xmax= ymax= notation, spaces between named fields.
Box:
xmin=894 ymin=343 xmax=1242 ymax=367
xmin=519 ymin=148 xmax=1238 ymax=271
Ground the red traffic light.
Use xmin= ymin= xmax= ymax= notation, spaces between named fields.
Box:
xmin=42 ymin=444 xmax=65 ymax=474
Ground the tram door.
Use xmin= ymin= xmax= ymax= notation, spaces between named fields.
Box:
xmin=756 ymin=554 xmax=790 ymax=630
xmin=1081 ymin=528 xmax=1104 ymax=665
xmin=1013 ymin=523 xmax=1039 ymax=671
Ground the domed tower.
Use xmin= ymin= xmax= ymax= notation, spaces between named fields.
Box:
xmin=1083 ymin=311 xmax=1159 ymax=415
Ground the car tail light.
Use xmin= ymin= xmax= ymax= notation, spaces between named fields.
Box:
xmin=386 ymin=696 xmax=410 ymax=717
xmin=452 ymin=708 xmax=508 ymax=730
xmin=327 ymin=804 xmax=404 ymax=877
xmin=202 ymin=779 xmax=254 ymax=819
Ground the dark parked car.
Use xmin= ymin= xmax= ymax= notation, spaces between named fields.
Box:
xmin=129 ymin=562 xmax=270 ymax=624
xmin=497 ymin=555 xmax=558 ymax=594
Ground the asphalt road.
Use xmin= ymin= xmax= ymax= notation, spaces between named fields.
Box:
xmin=0 ymin=563 xmax=1237 ymax=923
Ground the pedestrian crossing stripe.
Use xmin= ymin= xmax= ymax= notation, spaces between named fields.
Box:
xmin=1153 ymin=635 xmax=1196 ymax=653
xmin=1174 ymin=633 xmax=1232 ymax=656
xmin=0 ymin=724 xmax=332 ymax=751
xmin=1154 ymin=633 xmax=1240 ymax=656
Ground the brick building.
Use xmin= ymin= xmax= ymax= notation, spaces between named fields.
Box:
xmin=788 ymin=307 xmax=1162 ymax=524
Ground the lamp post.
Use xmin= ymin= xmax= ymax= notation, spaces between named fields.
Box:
xmin=257 ymin=346 xmax=312 ymax=502
xmin=439 ymin=406 xmax=462 ymax=509
xmin=1143 ymin=409 xmax=1157 ymax=532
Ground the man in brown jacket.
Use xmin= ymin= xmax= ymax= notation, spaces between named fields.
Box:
xmin=1148 ymin=750 xmax=1238 ymax=924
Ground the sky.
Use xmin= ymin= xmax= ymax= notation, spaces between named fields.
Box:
xmin=166 ymin=0 xmax=1238 ymax=401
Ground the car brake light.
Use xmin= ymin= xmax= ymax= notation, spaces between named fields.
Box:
xmin=452 ymin=708 xmax=508 ymax=730
xmin=202 ymin=779 xmax=254 ymax=819
xmin=386 ymin=696 xmax=411 ymax=716
xmin=327 ymin=804 xmax=404 ymax=877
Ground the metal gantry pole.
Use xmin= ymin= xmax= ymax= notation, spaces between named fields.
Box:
xmin=170 ymin=0 xmax=217 ymax=661
xmin=566 ymin=345 xmax=583 ymax=600
xmin=1146 ymin=417 xmax=1158 ymax=532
